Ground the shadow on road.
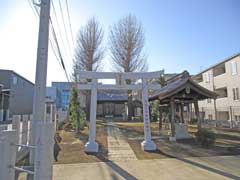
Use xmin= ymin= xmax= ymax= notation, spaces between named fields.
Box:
xmin=149 ymin=148 xmax=240 ymax=180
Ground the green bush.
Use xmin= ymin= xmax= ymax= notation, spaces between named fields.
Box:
xmin=195 ymin=129 xmax=216 ymax=148
xmin=190 ymin=118 xmax=198 ymax=124
xmin=58 ymin=120 xmax=66 ymax=130
xmin=69 ymin=87 xmax=86 ymax=132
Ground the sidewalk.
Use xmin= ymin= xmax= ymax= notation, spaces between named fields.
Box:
xmin=53 ymin=155 xmax=240 ymax=180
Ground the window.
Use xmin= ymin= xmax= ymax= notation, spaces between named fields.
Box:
xmin=46 ymin=105 xmax=51 ymax=114
xmin=232 ymin=88 xmax=239 ymax=100
xmin=231 ymin=61 xmax=237 ymax=75
xmin=13 ymin=76 xmax=17 ymax=85
xmin=205 ymin=72 xmax=211 ymax=83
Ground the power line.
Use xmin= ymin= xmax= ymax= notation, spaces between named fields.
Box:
xmin=65 ymin=0 xmax=75 ymax=47
xmin=51 ymin=0 xmax=70 ymax=61
xmin=50 ymin=17 xmax=70 ymax=82
xmin=49 ymin=36 xmax=63 ymax=71
xmin=27 ymin=0 xmax=39 ymax=17
xmin=27 ymin=0 xmax=70 ymax=82
xmin=58 ymin=0 xmax=72 ymax=57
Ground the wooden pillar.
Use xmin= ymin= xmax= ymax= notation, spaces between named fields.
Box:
xmin=193 ymin=99 xmax=201 ymax=130
xmin=180 ymin=103 xmax=184 ymax=123
xmin=170 ymin=98 xmax=176 ymax=141
xmin=158 ymin=100 xmax=162 ymax=130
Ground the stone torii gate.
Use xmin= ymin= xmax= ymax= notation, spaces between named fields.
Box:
xmin=76 ymin=71 xmax=163 ymax=152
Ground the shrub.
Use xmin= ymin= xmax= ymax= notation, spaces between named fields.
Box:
xmin=58 ymin=120 xmax=66 ymax=130
xmin=190 ymin=118 xmax=198 ymax=124
xmin=69 ymin=87 xmax=86 ymax=132
xmin=195 ymin=128 xmax=216 ymax=148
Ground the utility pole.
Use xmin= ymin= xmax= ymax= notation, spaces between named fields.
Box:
xmin=29 ymin=0 xmax=53 ymax=180
xmin=33 ymin=0 xmax=51 ymax=124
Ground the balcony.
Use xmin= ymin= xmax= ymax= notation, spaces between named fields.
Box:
xmin=215 ymin=87 xmax=228 ymax=99
xmin=213 ymin=63 xmax=226 ymax=77
xmin=213 ymin=73 xmax=227 ymax=89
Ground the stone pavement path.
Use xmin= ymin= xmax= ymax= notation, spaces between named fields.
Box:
xmin=106 ymin=120 xmax=137 ymax=161
xmin=53 ymin=155 xmax=240 ymax=180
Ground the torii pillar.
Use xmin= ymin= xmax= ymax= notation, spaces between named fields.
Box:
xmin=141 ymin=79 xmax=157 ymax=151
xmin=84 ymin=79 xmax=99 ymax=152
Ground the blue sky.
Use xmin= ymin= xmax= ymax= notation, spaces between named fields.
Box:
xmin=0 ymin=0 xmax=240 ymax=85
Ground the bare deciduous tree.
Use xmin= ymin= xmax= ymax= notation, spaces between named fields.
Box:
xmin=73 ymin=17 xmax=104 ymax=120
xmin=109 ymin=15 xmax=148 ymax=120
xmin=73 ymin=17 xmax=104 ymax=73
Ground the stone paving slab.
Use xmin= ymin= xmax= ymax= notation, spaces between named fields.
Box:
xmin=53 ymin=155 xmax=240 ymax=180
xmin=107 ymin=121 xmax=137 ymax=161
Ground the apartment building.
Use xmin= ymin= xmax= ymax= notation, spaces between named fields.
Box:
xmin=192 ymin=53 xmax=240 ymax=122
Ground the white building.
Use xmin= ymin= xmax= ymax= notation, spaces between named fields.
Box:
xmin=192 ymin=53 xmax=240 ymax=122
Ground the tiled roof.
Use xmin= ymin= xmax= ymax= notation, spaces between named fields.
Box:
xmin=150 ymin=71 xmax=217 ymax=101
xmin=97 ymin=90 xmax=128 ymax=102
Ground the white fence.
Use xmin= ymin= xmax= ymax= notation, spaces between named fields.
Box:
xmin=0 ymin=113 xmax=57 ymax=180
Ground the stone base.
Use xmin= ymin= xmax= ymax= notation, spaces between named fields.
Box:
xmin=175 ymin=123 xmax=190 ymax=140
xmin=141 ymin=140 xmax=157 ymax=151
xmin=169 ymin=136 xmax=176 ymax=141
xmin=84 ymin=141 xmax=99 ymax=153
